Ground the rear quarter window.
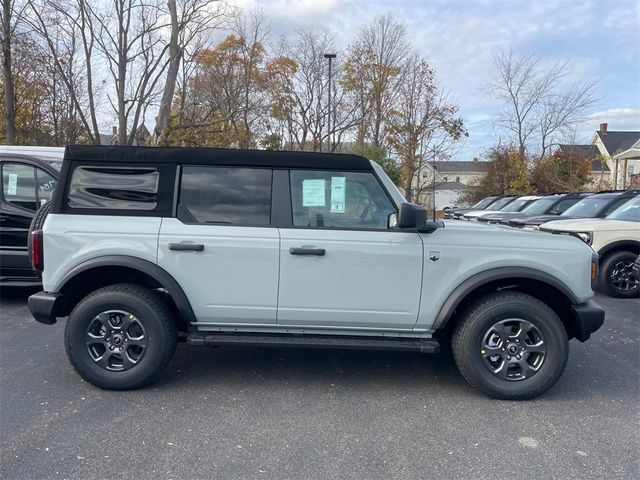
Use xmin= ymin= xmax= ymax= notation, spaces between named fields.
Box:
xmin=67 ymin=166 xmax=160 ymax=210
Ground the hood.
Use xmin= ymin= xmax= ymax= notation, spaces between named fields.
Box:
xmin=463 ymin=209 xmax=502 ymax=218
xmin=509 ymin=214 xmax=578 ymax=226
xmin=478 ymin=212 xmax=524 ymax=222
xmin=540 ymin=218 xmax=640 ymax=233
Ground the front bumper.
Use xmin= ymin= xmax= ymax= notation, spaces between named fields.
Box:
xmin=28 ymin=291 xmax=60 ymax=325
xmin=571 ymin=299 xmax=605 ymax=342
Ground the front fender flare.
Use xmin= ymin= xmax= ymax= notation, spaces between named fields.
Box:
xmin=431 ymin=266 xmax=580 ymax=330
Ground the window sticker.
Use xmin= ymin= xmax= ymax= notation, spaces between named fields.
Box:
xmin=330 ymin=176 xmax=346 ymax=213
xmin=302 ymin=179 xmax=326 ymax=207
xmin=7 ymin=173 xmax=18 ymax=196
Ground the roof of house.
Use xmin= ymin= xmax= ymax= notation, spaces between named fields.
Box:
xmin=419 ymin=181 xmax=467 ymax=192
xmin=595 ymin=131 xmax=640 ymax=156
xmin=431 ymin=161 xmax=490 ymax=173
xmin=558 ymin=144 xmax=610 ymax=172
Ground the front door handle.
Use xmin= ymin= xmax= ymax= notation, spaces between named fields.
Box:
xmin=289 ymin=247 xmax=325 ymax=256
xmin=169 ymin=242 xmax=204 ymax=252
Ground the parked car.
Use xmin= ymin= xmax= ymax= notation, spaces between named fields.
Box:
xmin=456 ymin=195 xmax=518 ymax=220
xmin=540 ymin=195 xmax=640 ymax=298
xmin=443 ymin=195 xmax=502 ymax=219
xmin=28 ymin=145 xmax=604 ymax=400
xmin=478 ymin=192 xmax=593 ymax=225
xmin=463 ymin=195 xmax=541 ymax=221
xmin=507 ymin=190 xmax=639 ymax=229
xmin=0 ymin=149 xmax=63 ymax=285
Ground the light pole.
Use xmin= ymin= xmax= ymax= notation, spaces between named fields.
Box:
xmin=324 ymin=53 xmax=336 ymax=153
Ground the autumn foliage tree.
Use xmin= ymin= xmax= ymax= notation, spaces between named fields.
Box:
xmin=458 ymin=144 xmax=531 ymax=204
xmin=530 ymin=147 xmax=593 ymax=193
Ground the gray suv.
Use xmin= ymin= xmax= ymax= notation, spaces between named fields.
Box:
xmin=28 ymin=146 xmax=604 ymax=399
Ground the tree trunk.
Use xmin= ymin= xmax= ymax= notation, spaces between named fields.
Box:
xmin=2 ymin=0 xmax=16 ymax=144
xmin=152 ymin=0 xmax=180 ymax=146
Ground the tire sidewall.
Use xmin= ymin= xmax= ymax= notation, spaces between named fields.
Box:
xmin=460 ymin=296 xmax=568 ymax=398
xmin=65 ymin=290 xmax=169 ymax=389
xmin=601 ymin=251 xmax=639 ymax=298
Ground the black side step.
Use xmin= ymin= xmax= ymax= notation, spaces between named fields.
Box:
xmin=187 ymin=333 xmax=440 ymax=353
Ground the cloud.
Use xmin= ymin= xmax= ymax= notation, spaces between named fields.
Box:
xmin=583 ymin=108 xmax=640 ymax=130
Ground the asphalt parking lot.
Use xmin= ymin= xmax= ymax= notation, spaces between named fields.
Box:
xmin=1 ymin=289 xmax=638 ymax=480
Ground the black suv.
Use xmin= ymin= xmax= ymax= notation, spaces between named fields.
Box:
xmin=508 ymin=190 xmax=639 ymax=229
xmin=0 ymin=153 xmax=60 ymax=285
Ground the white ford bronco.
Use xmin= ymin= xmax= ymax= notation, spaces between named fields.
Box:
xmin=28 ymin=146 xmax=605 ymax=399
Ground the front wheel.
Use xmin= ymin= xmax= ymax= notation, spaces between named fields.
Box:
xmin=65 ymin=284 xmax=177 ymax=390
xmin=452 ymin=292 xmax=568 ymax=400
xmin=599 ymin=251 xmax=640 ymax=298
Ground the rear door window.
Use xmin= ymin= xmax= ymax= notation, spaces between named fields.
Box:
xmin=178 ymin=166 xmax=272 ymax=225
xmin=36 ymin=168 xmax=57 ymax=202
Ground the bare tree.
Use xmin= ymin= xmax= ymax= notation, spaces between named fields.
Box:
xmin=386 ymin=54 xmax=466 ymax=202
xmin=1 ymin=0 xmax=25 ymax=144
xmin=152 ymin=0 xmax=227 ymax=145
xmin=489 ymin=50 xmax=596 ymax=161
xmin=344 ymin=14 xmax=410 ymax=148
xmin=27 ymin=0 xmax=102 ymax=144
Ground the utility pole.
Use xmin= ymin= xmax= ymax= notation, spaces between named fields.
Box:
xmin=324 ymin=53 xmax=336 ymax=153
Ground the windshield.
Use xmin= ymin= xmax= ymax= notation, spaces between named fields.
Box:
xmin=606 ymin=196 xmax=640 ymax=221
xmin=500 ymin=198 xmax=531 ymax=212
xmin=521 ymin=198 xmax=555 ymax=215
xmin=472 ymin=196 xmax=498 ymax=209
xmin=487 ymin=197 xmax=514 ymax=210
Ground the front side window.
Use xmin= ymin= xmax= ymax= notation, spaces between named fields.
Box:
xmin=179 ymin=166 xmax=272 ymax=225
xmin=290 ymin=170 xmax=395 ymax=229
xmin=561 ymin=197 xmax=608 ymax=217
xmin=68 ymin=166 xmax=159 ymax=210
xmin=2 ymin=163 xmax=37 ymax=211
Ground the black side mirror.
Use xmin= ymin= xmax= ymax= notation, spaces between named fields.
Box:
xmin=398 ymin=203 xmax=428 ymax=229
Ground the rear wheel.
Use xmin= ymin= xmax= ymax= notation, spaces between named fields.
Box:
xmin=599 ymin=251 xmax=640 ymax=298
xmin=452 ymin=292 xmax=568 ymax=400
xmin=65 ymin=284 xmax=177 ymax=390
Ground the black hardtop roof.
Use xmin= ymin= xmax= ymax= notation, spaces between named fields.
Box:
xmin=63 ymin=145 xmax=373 ymax=171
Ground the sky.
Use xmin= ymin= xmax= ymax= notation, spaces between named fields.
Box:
xmin=233 ymin=0 xmax=640 ymax=160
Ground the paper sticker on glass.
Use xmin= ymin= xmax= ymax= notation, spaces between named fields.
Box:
xmin=302 ymin=179 xmax=326 ymax=207
xmin=330 ymin=176 xmax=346 ymax=213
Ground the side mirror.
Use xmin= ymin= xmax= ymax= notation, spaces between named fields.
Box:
xmin=397 ymin=203 xmax=428 ymax=229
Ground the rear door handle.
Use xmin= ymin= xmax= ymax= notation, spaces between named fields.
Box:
xmin=289 ymin=247 xmax=325 ymax=256
xmin=169 ymin=242 xmax=204 ymax=252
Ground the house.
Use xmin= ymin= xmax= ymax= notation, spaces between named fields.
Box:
xmin=591 ymin=123 xmax=640 ymax=189
xmin=556 ymin=144 xmax=610 ymax=190
xmin=100 ymin=124 xmax=151 ymax=146
xmin=417 ymin=181 xmax=467 ymax=211
xmin=414 ymin=160 xmax=490 ymax=207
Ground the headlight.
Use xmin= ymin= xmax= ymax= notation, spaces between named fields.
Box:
xmin=576 ymin=232 xmax=593 ymax=245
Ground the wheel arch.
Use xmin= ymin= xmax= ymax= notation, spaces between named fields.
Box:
xmin=54 ymin=255 xmax=196 ymax=330
xmin=432 ymin=267 xmax=582 ymax=339
xmin=597 ymin=240 xmax=640 ymax=259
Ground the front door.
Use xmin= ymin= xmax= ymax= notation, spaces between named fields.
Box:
xmin=0 ymin=161 xmax=56 ymax=279
xmin=158 ymin=166 xmax=279 ymax=325
xmin=277 ymin=169 xmax=423 ymax=330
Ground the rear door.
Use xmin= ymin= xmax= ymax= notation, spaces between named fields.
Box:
xmin=158 ymin=166 xmax=280 ymax=325
xmin=276 ymin=169 xmax=423 ymax=330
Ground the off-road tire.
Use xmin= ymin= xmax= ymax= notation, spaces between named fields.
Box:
xmin=452 ymin=292 xmax=569 ymax=400
xmin=599 ymin=250 xmax=640 ymax=298
xmin=65 ymin=284 xmax=177 ymax=390
xmin=27 ymin=201 xmax=52 ymax=266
